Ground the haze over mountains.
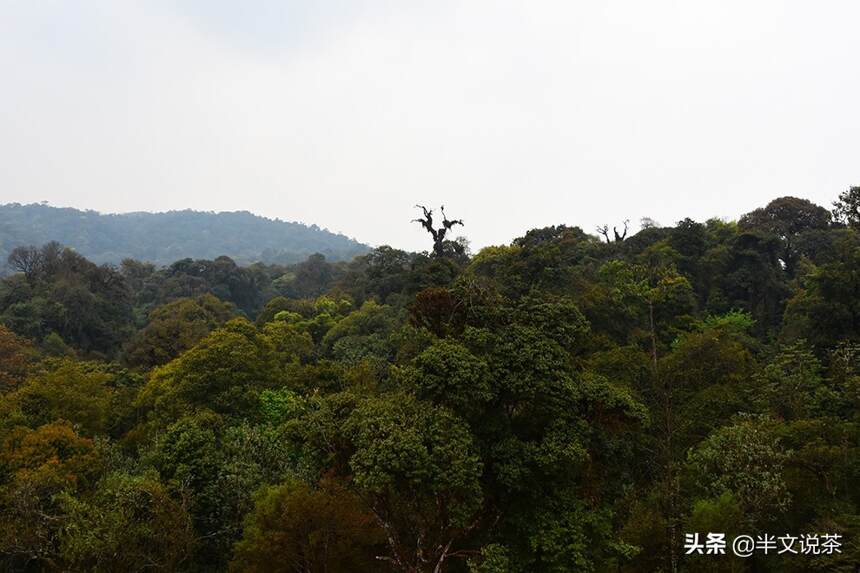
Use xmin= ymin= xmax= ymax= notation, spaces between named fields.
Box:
xmin=0 ymin=203 xmax=370 ymax=268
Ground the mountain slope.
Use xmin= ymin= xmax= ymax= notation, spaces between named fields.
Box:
xmin=0 ymin=203 xmax=370 ymax=267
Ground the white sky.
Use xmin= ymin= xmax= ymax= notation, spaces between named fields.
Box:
xmin=1 ymin=1 xmax=859 ymax=251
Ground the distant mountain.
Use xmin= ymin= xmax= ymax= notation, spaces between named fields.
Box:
xmin=0 ymin=203 xmax=370 ymax=267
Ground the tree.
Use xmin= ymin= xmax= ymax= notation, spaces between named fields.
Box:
xmin=739 ymin=196 xmax=831 ymax=275
xmin=661 ymin=313 xmax=757 ymax=453
xmin=783 ymin=247 xmax=860 ymax=350
xmin=344 ymin=392 xmax=484 ymax=572
xmin=413 ymin=205 xmax=464 ymax=258
xmin=755 ymin=342 xmax=837 ymax=420
xmin=1 ymin=244 xmax=134 ymax=355
xmin=230 ymin=478 xmax=387 ymax=573
xmin=596 ymin=220 xmax=629 ymax=243
xmin=136 ymin=318 xmax=279 ymax=422
xmin=6 ymin=246 xmax=42 ymax=281
xmin=260 ymin=320 xmax=314 ymax=368
xmin=279 ymin=253 xmax=339 ymax=298
xmin=400 ymin=288 xmax=647 ymax=572
xmin=0 ymin=421 xmax=101 ymax=569
xmin=124 ymin=294 xmax=237 ymax=368
xmin=143 ymin=412 xmax=225 ymax=564
xmin=718 ymin=231 xmax=790 ymax=334
xmin=8 ymin=359 xmax=115 ymax=436
xmin=0 ymin=325 xmax=34 ymax=392
xmin=321 ymin=300 xmax=402 ymax=365
xmin=342 ymin=246 xmax=413 ymax=301
xmin=688 ymin=415 xmax=791 ymax=529
xmin=59 ymin=471 xmax=196 ymax=571
xmin=409 ymin=288 xmax=461 ymax=337
xmin=404 ymin=339 xmax=494 ymax=418
xmin=832 ymin=186 xmax=860 ymax=228
xmin=597 ymin=258 xmax=697 ymax=573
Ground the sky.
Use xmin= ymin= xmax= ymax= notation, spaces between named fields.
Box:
xmin=1 ymin=1 xmax=859 ymax=252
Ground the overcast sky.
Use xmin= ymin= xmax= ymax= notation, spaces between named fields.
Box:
xmin=1 ymin=1 xmax=859 ymax=251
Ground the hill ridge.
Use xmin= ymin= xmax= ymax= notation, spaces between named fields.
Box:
xmin=0 ymin=203 xmax=370 ymax=268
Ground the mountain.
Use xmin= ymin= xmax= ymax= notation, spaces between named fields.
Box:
xmin=0 ymin=203 xmax=370 ymax=267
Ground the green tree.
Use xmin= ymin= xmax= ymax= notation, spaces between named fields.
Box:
xmin=0 ymin=325 xmax=34 ymax=392
xmin=8 ymin=359 xmax=115 ymax=436
xmin=783 ymin=247 xmax=860 ymax=351
xmin=739 ymin=196 xmax=831 ymax=276
xmin=137 ymin=318 xmax=279 ymax=422
xmin=0 ymin=421 xmax=101 ymax=569
xmin=688 ymin=416 xmax=791 ymax=529
xmin=124 ymin=294 xmax=237 ymax=368
xmin=344 ymin=392 xmax=484 ymax=572
xmin=832 ymin=186 xmax=860 ymax=228
xmin=230 ymin=478 xmax=386 ymax=573
xmin=59 ymin=471 xmax=196 ymax=572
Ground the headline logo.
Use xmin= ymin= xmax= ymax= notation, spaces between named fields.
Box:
xmin=684 ymin=533 xmax=841 ymax=557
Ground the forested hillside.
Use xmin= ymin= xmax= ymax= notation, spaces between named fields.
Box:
xmin=1 ymin=191 xmax=860 ymax=572
xmin=0 ymin=203 xmax=369 ymax=267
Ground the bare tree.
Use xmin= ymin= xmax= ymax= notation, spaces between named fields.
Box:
xmin=596 ymin=219 xmax=629 ymax=243
xmin=596 ymin=225 xmax=611 ymax=243
xmin=7 ymin=246 xmax=42 ymax=281
xmin=413 ymin=205 xmax=464 ymax=257
xmin=614 ymin=219 xmax=630 ymax=242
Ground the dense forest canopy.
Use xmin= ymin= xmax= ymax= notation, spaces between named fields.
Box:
xmin=1 ymin=190 xmax=860 ymax=572
xmin=0 ymin=203 xmax=370 ymax=269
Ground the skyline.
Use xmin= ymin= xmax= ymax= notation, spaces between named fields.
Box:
xmin=2 ymin=1 xmax=859 ymax=251
xmin=0 ymin=191 xmax=851 ymax=254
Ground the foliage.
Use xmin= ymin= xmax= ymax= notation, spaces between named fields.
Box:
xmin=124 ymin=294 xmax=237 ymax=368
xmin=1 ymin=193 xmax=859 ymax=572
xmin=688 ymin=416 xmax=791 ymax=528
xmin=230 ymin=478 xmax=386 ymax=573
xmin=0 ymin=325 xmax=34 ymax=391
xmin=0 ymin=203 xmax=369 ymax=268
xmin=137 ymin=318 xmax=280 ymax=422
xmin=832 ymin=186 xmax=860 ymax=228
xmin=58 ymin=471 xmax=196 ymax=571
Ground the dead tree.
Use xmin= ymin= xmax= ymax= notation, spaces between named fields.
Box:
xmin=413 ymin=205 xmax=464 ymax=257
xmin=596 ymin=219 xmax=629 ymax=243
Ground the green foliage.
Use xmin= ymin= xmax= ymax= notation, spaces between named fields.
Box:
xmin=1 ymin=243 xmax=134 ymax=355
xmin=6 ymin=359 xmax=115 ymax=436
xmin=739 ymin=196 xmax=832 ymax=275
xmin=756 ymin=342 xmax=840 ymax=419
xmin=230 ymin=478 xmax=386 ymax=573
xmin=783 ymin=247 xmax=860 ymax=350
xmin=522 ymin=494 xmax=636 ymax=572
xmin=345 ymin=392 xmax=484 ymax=526
xmin=0 ymin=421 xmax=101 ymax=568
xmin=58 ymin=471 xmax=196 ymax=572
xmin=688 ymin=416 xmax=791 ymax=528
xmin=137 ymin=318 xmax=279 ymax=421
xmin=124 ymin=293 xmax=237 ymax=368
xmin=832 ymin=186 xmax=860 ymax=228
xmin=0 ymin=203 xmax=369 ymax=267
xmin=321 ymin=300 xmax=401 ymax=364
xmin=259 ymin=387 xmax=306 ymax=425
xmin=662 ymin=319 xmax=757 ymax=451
xmin=405 ymin=339 xmax=494 ymax=415
xmin=1 ymin=195 xmax=860 ymax=572
xmin=468 ymin=544 xmax=511 ymax=573
xmin=0 ymin=324 xmax=34 ymax=391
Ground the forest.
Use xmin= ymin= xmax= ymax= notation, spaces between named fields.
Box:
xmin=1 ymin=191 xmax=859 ymax=572
xmin=0 ymin=204 xmax=369 ymax=268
